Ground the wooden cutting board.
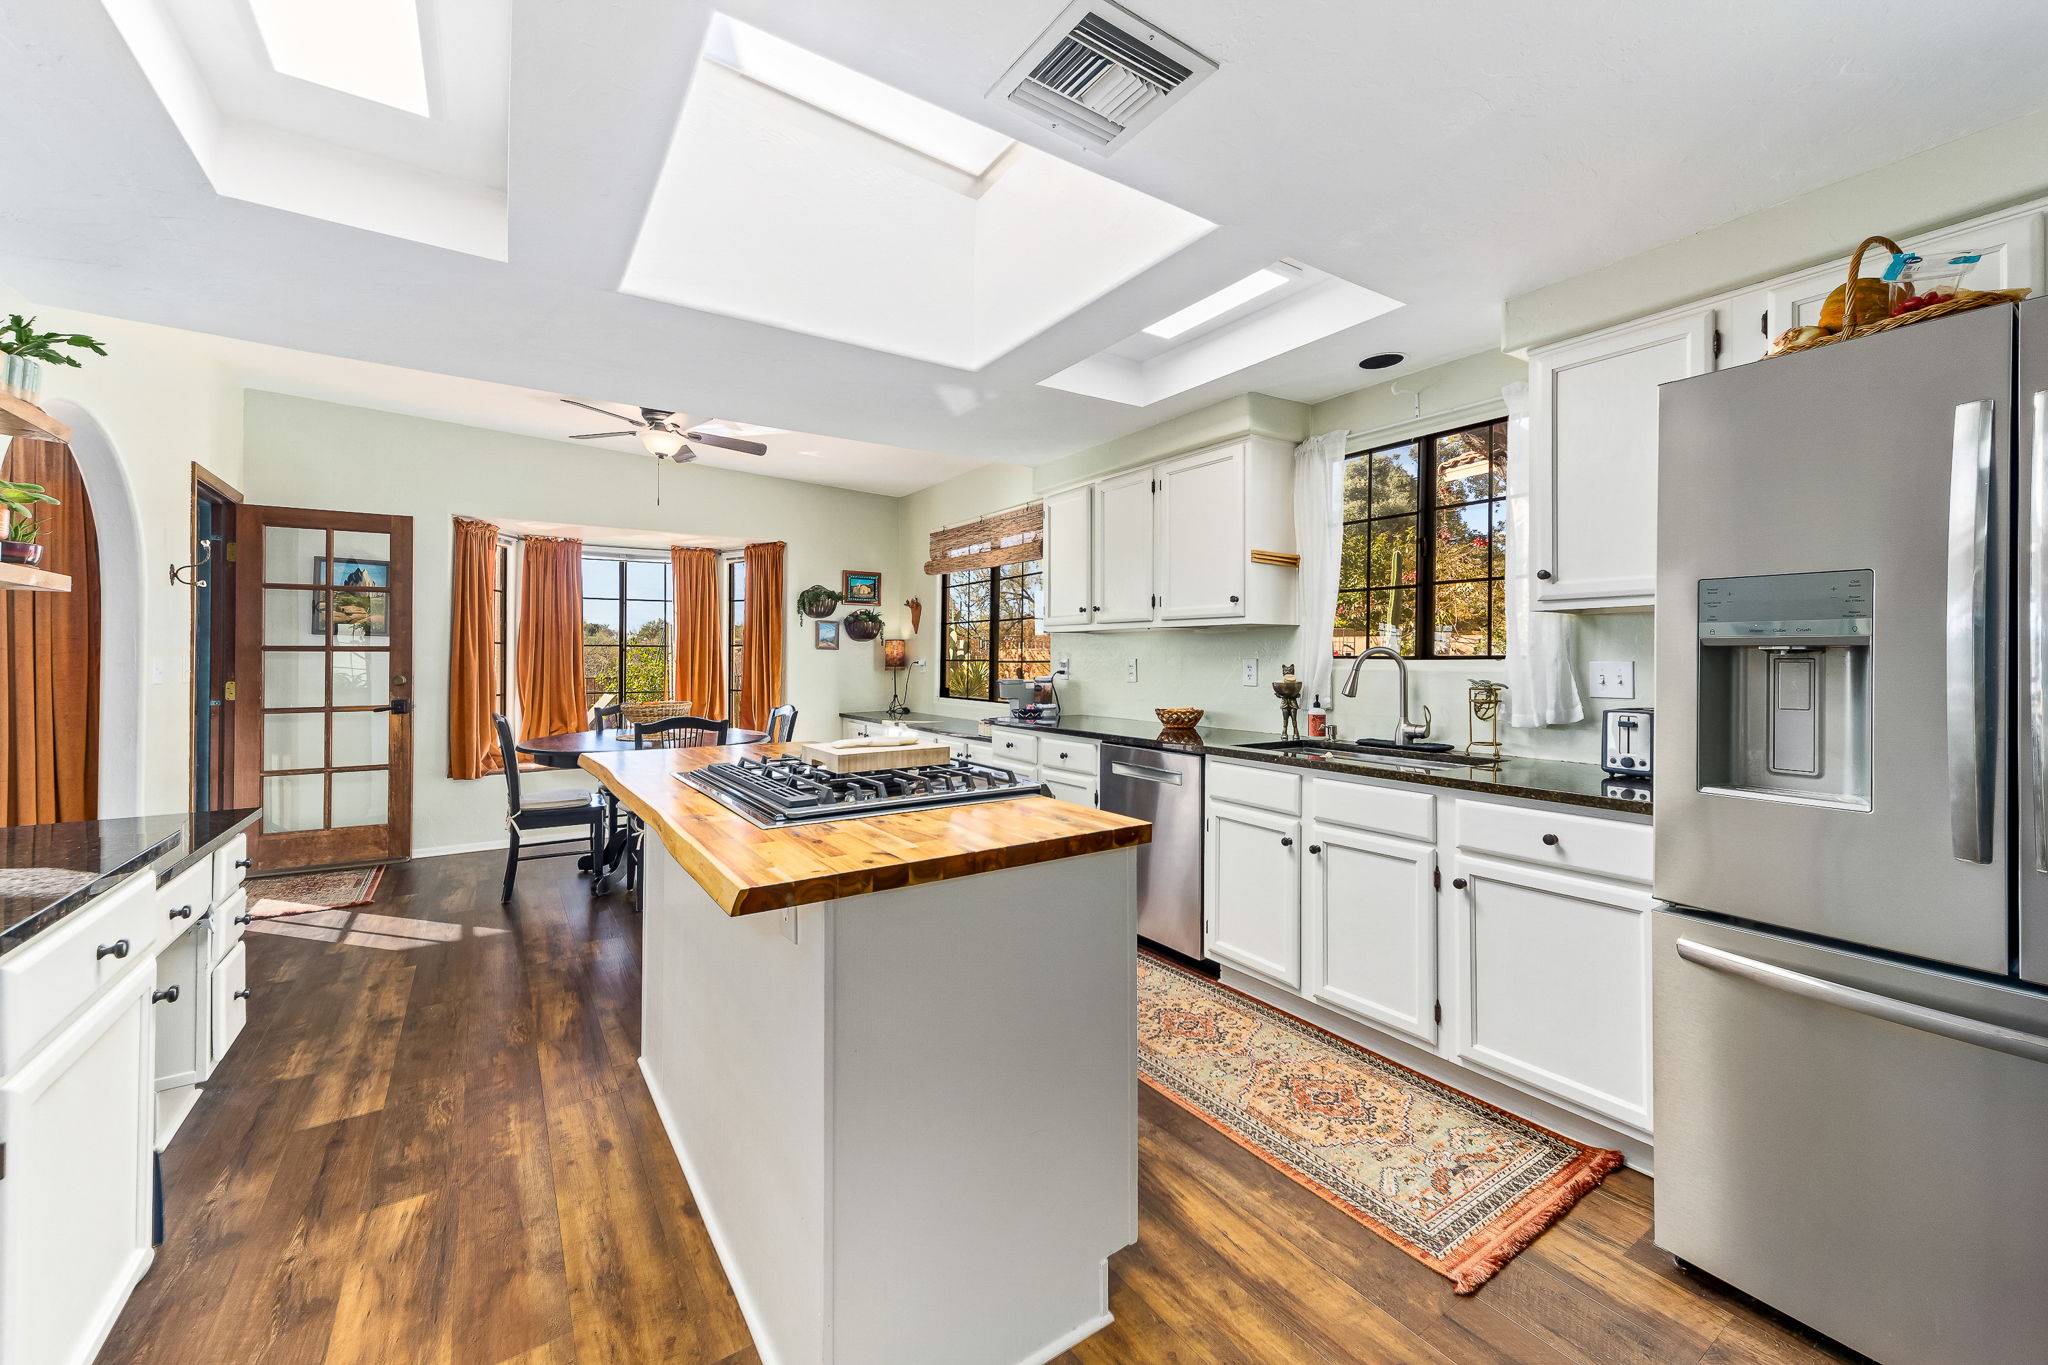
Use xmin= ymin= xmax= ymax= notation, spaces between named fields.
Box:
xmin=799 ymin=738 xmax=955 ymax=773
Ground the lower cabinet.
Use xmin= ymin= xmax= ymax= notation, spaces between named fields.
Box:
xmin=0 ymin=964 xmax=155 ymax=1365
xmin=210 ymin=940 xmax=249 ymax=1071
xmin=1308 ymin=824 xmax=1438 ymax=1047
xmin=1205 ymin=802 xmax=1302 ymax=987
xmin=1040 ymin=771 xmax=1097 ymax=807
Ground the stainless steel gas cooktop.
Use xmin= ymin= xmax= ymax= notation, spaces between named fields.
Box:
xmin=676 ymin=753 xmax=1044 ymax=828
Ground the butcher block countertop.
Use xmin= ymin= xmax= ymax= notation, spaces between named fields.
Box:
xmin=580 ymin=743 xmax=1151 ymax=917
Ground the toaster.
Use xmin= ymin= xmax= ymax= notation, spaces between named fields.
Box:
xmin=1601 ymin=707 xmax=1653 ymax=777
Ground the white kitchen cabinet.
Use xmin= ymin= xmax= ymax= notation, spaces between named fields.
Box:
xmin=1156 ymin=444 xmax=1246 ymax=620
xmin=1092 ymin=468 xmax=1155 ymax=626
xmin=1450 ymin=855 xmax=1654 ymax=1134
xmin=1041 ymin=484 xmax=1097 ymax=629
xmin=1526 ymin=306 xmax=1716 ymax=611
xmin=1307 ymin=825 xmax=1438 ymax=1047
xmin=1205 ymin=801 xmax=1303 ymax=987
xmin=210 ymin=941 xmax=249 ymax=1070
xmin=1040 ymin=772 xmax=1098 ymax=808
xmin=0 ymin=962 xmax=156 ymax=1365
xmin=1766 ymin=208 xmax=2042 ymax=339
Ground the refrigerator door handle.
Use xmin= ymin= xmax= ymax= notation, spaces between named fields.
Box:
xmin=2032 ymin=389 xmax=2048 ymax=873
xmin=1676 ymin=937 xmax=2048 ymax=1065
xmin=1947 ymin=397 xmax=1997 ymax=864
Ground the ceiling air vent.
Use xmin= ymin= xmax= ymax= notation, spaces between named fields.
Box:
xmin=991 ymin=1 xmax=1217 ymax=153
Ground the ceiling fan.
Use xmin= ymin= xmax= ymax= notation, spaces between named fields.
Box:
xmin=559 ymin=399 xmax=771 ymax=461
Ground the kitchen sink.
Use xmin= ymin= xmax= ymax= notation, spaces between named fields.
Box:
xmin=1234 ymin=740 xmax=1499 ymax=771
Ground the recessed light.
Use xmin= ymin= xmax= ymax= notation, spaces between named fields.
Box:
xmin=1358 ymin=352 xmax=1404 ymax=370
xmin=1142 ymin=268 xmax=1289 ymax=340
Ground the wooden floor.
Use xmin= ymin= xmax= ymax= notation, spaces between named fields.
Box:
xmin=99 ymin=850 xmax=1867 ymax=1365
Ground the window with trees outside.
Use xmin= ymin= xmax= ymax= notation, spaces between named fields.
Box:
xmin=582 ymin=553 xmax=673 ymax=706
xmin=492 ymin=541 xmax=510 ymax=716
xmin=726 ymin=555 xmax=745 ymax=719
xmin=1336 ymin=417 xmax=1506 ymax=660
xmin=940 ymin=560 xmax=1050 ymax=700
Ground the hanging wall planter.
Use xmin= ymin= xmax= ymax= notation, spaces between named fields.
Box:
xmin=797 ymin=584 xmax=842 ymax=619
xmin=843 ymin=609 xmax=885 ymax=642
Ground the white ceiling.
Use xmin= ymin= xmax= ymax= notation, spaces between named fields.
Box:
xmin=3 ymin=0 xmax=2046 ymax=481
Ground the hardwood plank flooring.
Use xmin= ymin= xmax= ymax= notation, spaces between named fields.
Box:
xmin=98 ymin=850 xmax=1868 ymax=1365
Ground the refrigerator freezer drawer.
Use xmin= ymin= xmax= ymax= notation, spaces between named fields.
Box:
xmin=1654 ymin=911 xmax=2048 ymax=1365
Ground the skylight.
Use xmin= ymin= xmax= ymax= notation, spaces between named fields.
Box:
xmin=248 ymin=0 xmax=430 ymax=115
xmin=704 ymin=15 xmax=1012 ymax=177
xmin=1142 ymin=268 xmax=1289 ymax=338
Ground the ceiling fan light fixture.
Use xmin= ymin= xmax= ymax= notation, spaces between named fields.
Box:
xmin=638 ymin=426 xmax=688 ymax=459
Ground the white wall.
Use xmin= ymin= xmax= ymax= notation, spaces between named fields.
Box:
xmin=241 ymin=393 xmax=904 ymax=854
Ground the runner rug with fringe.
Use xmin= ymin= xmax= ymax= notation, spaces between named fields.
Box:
xmin=243 ymin=866 xmax=384 ymax=920
xmin=1137 ymin=954 xmax=1622 ymax=1293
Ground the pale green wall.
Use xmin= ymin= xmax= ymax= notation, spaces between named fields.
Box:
xmin=1504 ymin=103 xmax=2048 ymax=352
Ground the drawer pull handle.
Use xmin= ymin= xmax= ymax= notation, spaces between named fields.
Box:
xmin=1308 ymin=843 xmax=1322 ymax=854
xmin=152 ymin=985 xmax=180 ymax=1004
xmin=234 ymin=989 xmax=252 ymax=1000
xmin=1280 ymin=836 xmax=1294 ymax=848
xmin=169 ymin=904 xmax=194 ymax=920
xmin=96 ymin=939 xmax=130 ymax=960
xmin=1536 ymin=569 xmax=1553 ymax=581
xmin=1229 ymin=595 xmax=1240 ymax=603
xmin=1452 ymin=877 xmax=1468 ymax=890
xmin=234 ymin=858 xmax=253 ymax=869
xmin=234 ymin=913 xmax=253 ymax=925
xmin=1541 ymin=833 xmax=1560 ymax=846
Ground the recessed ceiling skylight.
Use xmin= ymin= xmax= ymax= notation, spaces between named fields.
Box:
xmin=248 ymin=0 xmax=430 ymax=115
xmin=1142 ymin=267 xmax=1289 ymax=338
xmin=704 ymin=15 xmax=1012 ymax=177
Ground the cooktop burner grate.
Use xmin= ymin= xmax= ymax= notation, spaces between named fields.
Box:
xmin=676 ymin=755 xmax=1045 ymax=827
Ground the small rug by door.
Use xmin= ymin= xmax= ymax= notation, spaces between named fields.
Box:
xmin=1137 ymin=954 xmax=1622 ymax=1293
xmin=243 ymin=866 xmax=385 ymax=920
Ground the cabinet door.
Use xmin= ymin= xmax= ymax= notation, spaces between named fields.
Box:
xmin=1092 ymin=469 xmax=1156 ymax=625
xmin=1527 ymin=307 xmax=1714 ymax=610
xmin=1205 ymin=802 xmax=1302 ymax=986
xmin=0 ymin=967 xmax=155 ymax=1365
xmin=1041 ymin=772 xmax=1097 ymax=808
xmin=210 ymin=941 xmax=249 ymax=1070
xmin=1041 ymin=485 xmax=1097 ymax=629
xmin=1767 ymin=209 xmax=2043 ymax=336
xmin=1451 ymin=856 xmax=1653 ymax=1133
xmin=153 ymin=926 xmax=203 ymax=1090
xmin=1157 ymin=445 xmax=1246 ymax=620
xmin=1308 ymin=826 xmax=1437 ymax=1047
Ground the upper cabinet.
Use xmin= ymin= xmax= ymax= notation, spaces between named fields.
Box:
xmin=1042 ymin=436 xmax=1298 ymax=633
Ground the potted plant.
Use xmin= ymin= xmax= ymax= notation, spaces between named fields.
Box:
xmin=843 ymin=608 xmax=885 ymax=642
xmin=0 ymin=479 xmax=59 ymax=565
xmin=0 ymin=315 xmax=107 ymax=401
xmin=797 ymin=584 xmax=842 ymax=619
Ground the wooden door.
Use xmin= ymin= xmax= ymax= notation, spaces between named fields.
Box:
xmin=1307 ymin=824 xmax=1437 ymax=1047
xmin=1091 ymin=468 xmax=1155 ymax=625
xmin=1156 ymin=444 xmax=1245 ymax=620
xmin=1203 ymin=800 xmax=1301 ymax=986
xmin=1039 ymin=485 xmax=1095 ymax=629
xmin=234 ymin=506 xmax=413 ymax=871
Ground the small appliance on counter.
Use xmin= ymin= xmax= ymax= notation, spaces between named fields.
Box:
xmin=1600 ymin=706 xmax=1653 ymax=777
xmin=998 ymin=675 xmax=1060 ymax=724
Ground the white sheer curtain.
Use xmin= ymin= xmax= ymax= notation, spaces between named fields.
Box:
xmin=1292 ymin=429 xmax=1350 ymax=709
xmin=1503 ymin=382 xmax=1585 ymax=728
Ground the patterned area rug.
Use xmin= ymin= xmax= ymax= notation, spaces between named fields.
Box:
xmin=244 ymin=866 xmax=385 ymax=920
xmin=1137 ymin=954 xmax=1622 ymax=1293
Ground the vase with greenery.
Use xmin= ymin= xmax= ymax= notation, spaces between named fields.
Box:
xmin=0 ymin=314 xmax=108 ymax=400
xmin=0 ymin=478 xmax=59 ymax=565
xmin=843 ymin=608 xmax=885 ymax=641
xmin=797 ymin=584 xmax=842 ymax=619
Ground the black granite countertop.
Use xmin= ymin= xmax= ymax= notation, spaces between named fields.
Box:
xmin=0 ymin=808 xmax=261 ymax=957
xmin=839 ymin=710 xmax=994 ymax=741
xmin=991 ymin=713 xmax=1282 ymax=755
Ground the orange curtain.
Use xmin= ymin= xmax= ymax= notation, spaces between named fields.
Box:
xmin=737 ymin=541 xmax=785 ymax=731
xmin=0 ymin=438 xmax=101 ymax=824
xmin=671 ymin=546 xmax=723 ymax=719
xmin=515 ymin=535 xmax=585 ymax=741
xmin=447 ymin=517 xmax=501 ymax=778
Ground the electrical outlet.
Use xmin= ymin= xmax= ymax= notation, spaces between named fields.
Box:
xmin=1056 ymin=656 xmax=1070 ymax=677
xmin=1587 ymin=660 xmax=1636 ymax=698
xmin=1241 ymin=658 xmax=1258 ymax=687
xmin=1126 ymin=658 xmax=1138 ymax=684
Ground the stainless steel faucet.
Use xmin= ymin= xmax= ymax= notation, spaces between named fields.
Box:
xmin=1339 ymin=647 xmax=1433 ymax=746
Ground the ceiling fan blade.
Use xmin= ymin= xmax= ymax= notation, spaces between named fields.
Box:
xmin=683 ymin=431 xmax=769 ymax=456
xmin=560 ymin=398 xmax=643 ymax=426
xmin=568 ymin=431 xmax=638 ymax=439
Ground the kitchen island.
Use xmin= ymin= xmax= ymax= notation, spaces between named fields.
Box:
xmin=581 ymin=744 xmax=1150 ymax=1365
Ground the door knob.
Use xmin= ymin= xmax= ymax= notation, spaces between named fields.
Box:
xmin=1280 ymin=836 xmax=1294 ymax=847
xmin=152 ymin=985 xmax=180 ymax=1004
xmin=1536 ymin=569 xmax=1553 ymax=581
xmin=169 ymin=904 xmax=194 ymax=920
xmin=1541 ymin=833 xmax=1560 ymax=846
xmin=373 ymin=699 xmax=414 ymax=715
xmin=1308 ymin=843 xmax=1322 ymax=854
xmin=1229 ymin=595 xmax=1240 ymax=603
xmin=1451 ymin=877 xmax=1468 ymax=890
xmin=96 ymin=939 xmax=130 ymax=960
xmin=234 ymin=989 xmax=252 ymax=1000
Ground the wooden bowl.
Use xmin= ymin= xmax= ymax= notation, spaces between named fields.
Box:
xmin=1154 ymin=707 xmax=1204 ymax=729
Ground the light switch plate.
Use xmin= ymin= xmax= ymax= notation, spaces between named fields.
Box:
xmin=1588 ymin=660 xmax=1636 ymax=698
xmin=780 ymin=906 xmax=800 ymax=944
xmin=1241 ymin=658 xmax=1259 ymax=687
xmin=1126 ymin=658 xmax=1139 ymax=683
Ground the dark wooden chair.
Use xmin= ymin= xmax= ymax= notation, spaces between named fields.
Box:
xmin=493 ymin=713 xmax=606 ymax=905
xmin=632 ymin=715 xmax=732 ymax=749
xmin=765 ymin=703 xmax=799 ymax=743
xmin=588 ymin=698 xmax=623 ymax=732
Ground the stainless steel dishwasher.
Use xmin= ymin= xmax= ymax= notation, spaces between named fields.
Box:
xmin=1099 ymin=744 xmax=1205 ymax=960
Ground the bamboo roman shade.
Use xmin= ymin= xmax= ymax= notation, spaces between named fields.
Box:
xmin=922 ymin=503 xmax=1043 ymax=576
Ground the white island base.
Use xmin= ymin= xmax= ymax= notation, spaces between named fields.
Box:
xmin=638 ymin=845 xmax=1140 ymax=1365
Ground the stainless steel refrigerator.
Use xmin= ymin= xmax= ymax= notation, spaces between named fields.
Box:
xmin=1655 ymin=299 xmax=2048 ymax=1365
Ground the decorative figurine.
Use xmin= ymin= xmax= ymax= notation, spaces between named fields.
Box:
xmin=1467 ymin=678 xmax=1508 ymax=761
xmin=1273 ymin=664 xmax=1305 ymax=741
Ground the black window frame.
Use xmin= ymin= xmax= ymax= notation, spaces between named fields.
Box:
xmin=492 ymin=540 xmax=510 ymax=717
xmin=580 ymin=552 xmax=674 ymax=707
xmin=1335 ymin=417 xmax=1506 ymax=661
xmin=726 ymin=554 xmax=746 ymax=719
xmin=938 ymin=558 xmax=1050 ymax=702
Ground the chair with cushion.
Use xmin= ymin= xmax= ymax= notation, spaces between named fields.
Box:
xmin=765 ymin=703 xmax=798 ymax=743
xmin=493 ymin=713 xmax=607 ymax=904
xmin=632 ymin=715 xmax=731 ymax=749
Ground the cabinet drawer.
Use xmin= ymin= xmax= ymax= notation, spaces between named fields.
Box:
xmin=990 ymin=731 xmax=1038 ymax=764
xmin=1206 ymin=759 xmax=1302 ymax=815
xmin=0 ymin=872 xmax=158 ymax=1077
xmin=963 ymin=739 xmax=995 ymax=766
xmin=1040 ymin=736 xmax=1099 ymax=776
xmin=1456 ymin=799 xmax=1652 ymax=884
xmin=210 ymin=940 xmax=249 ymax=1068
xmin=1311 ymin=777 xmax=1435 ymax=842
xmin=212 ymin=833 xmax=249 ymax=902
xmin=210 ymin=888 xmax=248 ymax=964
xmin=159 ymin=860 xmax=211 ymax=929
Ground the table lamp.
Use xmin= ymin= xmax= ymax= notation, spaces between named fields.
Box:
xmin=883 ymin=638 xmax=910 ymax=719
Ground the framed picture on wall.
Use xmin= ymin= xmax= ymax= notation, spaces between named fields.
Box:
xmin=815 ymin=620 xmax=841 ymax=650
xmin=842 ymin=570 xmax=881 ymax=604
xmin=313 ymin=556 xmax=391 ymax=638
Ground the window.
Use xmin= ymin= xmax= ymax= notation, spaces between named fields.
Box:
xmin=940 ymin=560 xmax=1050 ymax=700
xmin=1335 ymin=418 xmax=1506 ymax=659
xmin=726 ymin=555 xmax=746 ymax=719
xmin=581 ymin=554 xmax=673 ymax=706
xmin=492 ymin=541 xmax=510 ymax=717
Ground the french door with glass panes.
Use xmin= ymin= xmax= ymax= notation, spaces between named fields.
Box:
xmin=233 ymin=507 xmax=413 ymax=871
